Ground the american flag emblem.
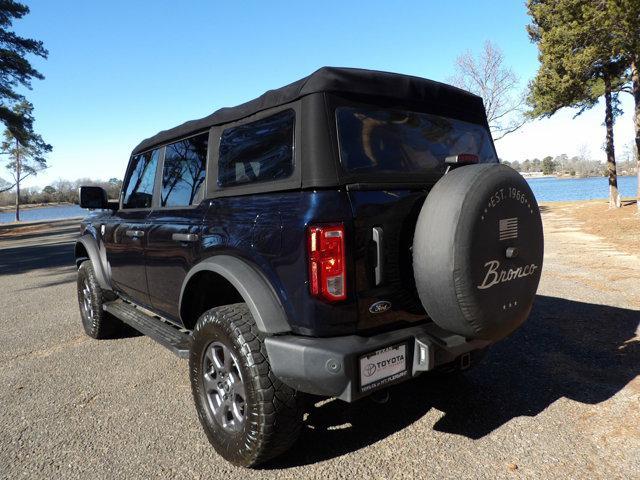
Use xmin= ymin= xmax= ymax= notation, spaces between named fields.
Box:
xmin=499 ymin=217 xmax=518 ymax=241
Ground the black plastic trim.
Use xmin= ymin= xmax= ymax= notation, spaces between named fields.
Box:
xmin=76 ymin=235 xmax=111 ymax=291
xmin=179 ymin=255 xmax=291 ymax=334
xmin=265 ymin=322 xmax=489 ymax=402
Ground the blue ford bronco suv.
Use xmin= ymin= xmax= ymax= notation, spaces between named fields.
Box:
xmin=75 ymin=67 xmax=544 ymax=467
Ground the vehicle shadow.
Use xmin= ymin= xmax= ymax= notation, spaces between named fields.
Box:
xmin=268 ymin=294 xmax=640 ymax=468
xmin=17 ymin=266 xmax=78 ymax=290
xmin=0 ymin=241 xmax=74 ymax=276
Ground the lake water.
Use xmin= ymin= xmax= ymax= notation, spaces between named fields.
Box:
xmin=0 ymin=175 xmax=637 ymax=223
xmin=0 ymin=204 xmax=85 ymax=224
xmin=526 ymin=175 xmax=638 ymax=202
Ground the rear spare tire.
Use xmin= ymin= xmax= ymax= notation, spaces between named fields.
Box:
xmin=413 ymin=163 xmax=543 ymax=342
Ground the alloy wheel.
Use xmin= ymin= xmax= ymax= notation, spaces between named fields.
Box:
xmin=202 ymin=341 xmax=246 ymax=432
xmin=81 ymin=279 xmax=94 ymax=322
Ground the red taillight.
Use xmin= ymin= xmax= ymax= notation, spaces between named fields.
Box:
xmin=308 ymin=224 xmax=346 ymax=302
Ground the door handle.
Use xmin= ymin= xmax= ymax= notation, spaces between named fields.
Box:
xmin=372 ymin=227 xmax=384 ymax=286
xmin=125 ymin=230 xmax=145 ymax=238
xmin=172 ymin=233 xmax=199 ymax=242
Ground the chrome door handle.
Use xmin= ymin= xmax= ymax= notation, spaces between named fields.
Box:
xmin=172 ymin=233 xmax=199 ymax=242
xmin=372 ymin=226 xmax=384 ymax=286
xmin=125 ymin=230 xmax=145 ymax=238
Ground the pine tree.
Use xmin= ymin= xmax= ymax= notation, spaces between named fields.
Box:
xmin=0 ymin=2 xmax=50 ymax=220
xmin=527 ymin=0 xmax=628 ymax=208
xmin=0 ymin=1 xmax=48 ymax=143
xmin=607 ymin=0 xmax=640 ymax=212
xmin=0 ymin=101 xmax=51 ymax=221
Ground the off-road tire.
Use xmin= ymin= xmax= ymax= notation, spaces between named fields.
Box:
xmin=77 ymin=261 xmax=119 ymax=339
xmin=189 ymin=303 xmax=302 ymax=467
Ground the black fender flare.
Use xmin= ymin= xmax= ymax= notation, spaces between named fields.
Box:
xmin=75 ymin=235 xmax=111 ymax=291
xmin=179 ymin=255 xmax=291 ymax=334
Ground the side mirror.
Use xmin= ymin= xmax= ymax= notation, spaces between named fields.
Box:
xmin=79 ymin=186 xmax=112 ymax=210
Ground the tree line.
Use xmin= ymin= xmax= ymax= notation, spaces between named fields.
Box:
xmin=0 ymin=178 xmax=122 ymax=207
xmin=503 ymin=144 xmax=639 ymax=177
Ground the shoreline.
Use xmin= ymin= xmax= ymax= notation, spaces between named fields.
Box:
xmin=539 ymin=197 xmax=638 ymax=204
xmin=0 ymin=216 xmax=83 ymax=235
xmin=539 ymin=199 xmax=639 ymax=258
xmin=0 ymin=202 xmax=77 ymax=213
xmin=525 ymin=174 xmax=638 ymax=180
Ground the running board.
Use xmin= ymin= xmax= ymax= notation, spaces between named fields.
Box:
xmin=103 ymin=299 xmax=192 ymax=358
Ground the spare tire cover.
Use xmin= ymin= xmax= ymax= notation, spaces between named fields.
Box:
xmin=413 ymin=163 xmax=543 ymax=341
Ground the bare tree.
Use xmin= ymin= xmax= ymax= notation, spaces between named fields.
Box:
xmin=577 ymin=143 xmax=591 ymax=177
xmin=449 ymin=41 xmax=527 ymax=140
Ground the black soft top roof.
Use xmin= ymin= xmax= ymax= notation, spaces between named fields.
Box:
xmin=132 ymin=66 xmax=484 ymax=155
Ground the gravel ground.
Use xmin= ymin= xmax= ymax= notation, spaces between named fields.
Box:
xmin=0 ymin=211 xmax=638 ymax=479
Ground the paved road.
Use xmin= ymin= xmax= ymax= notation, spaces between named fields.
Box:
xmin=0 ymin=213 xmax=638 ymax=479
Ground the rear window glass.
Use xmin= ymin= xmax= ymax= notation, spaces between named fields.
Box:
xmin=336 ymin=107 xmax=497 ymax=176
xmin=218 ymin=109 xmax=294 ymax=187
xmin=161 ymin=132 xmax=208 ymax=207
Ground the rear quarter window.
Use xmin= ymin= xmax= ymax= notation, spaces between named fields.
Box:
xmin=218 ymin=109 xmax=295 ymax=187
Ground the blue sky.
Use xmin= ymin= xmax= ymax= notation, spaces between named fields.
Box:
xmin=12 ymin=0 xmax=637 ymax=188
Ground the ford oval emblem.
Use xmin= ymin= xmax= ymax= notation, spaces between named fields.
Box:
xmin=369 ymin=301 xmax=392 ymax=314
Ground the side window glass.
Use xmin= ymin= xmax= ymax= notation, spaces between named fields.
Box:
xmin=161 ymin=132 xmax=208 ymax=207
xmin=218 ymin=109 xmax=294 ymax=187
xmin=122 ymin=149 xmax=160 ymax=209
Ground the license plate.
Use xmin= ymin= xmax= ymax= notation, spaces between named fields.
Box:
xmin=359 ymin=343 xmax=408 ymax=392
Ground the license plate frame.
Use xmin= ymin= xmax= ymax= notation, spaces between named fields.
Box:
xmin=359 ymin=342 xmax=409 ymax=393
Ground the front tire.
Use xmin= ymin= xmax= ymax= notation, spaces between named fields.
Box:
xmin=77 ymin=261 xmax=118 ymax=339
xmin=189 ymin=303 xmax=302 ymax=467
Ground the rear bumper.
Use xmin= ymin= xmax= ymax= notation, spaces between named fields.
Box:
xmin=264 ymin=322 xmax=490 ymax=402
